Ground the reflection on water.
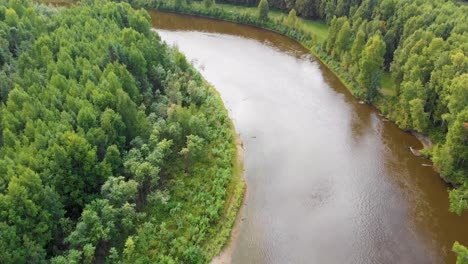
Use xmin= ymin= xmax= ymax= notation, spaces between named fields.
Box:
xmin=151 ymin=10 xmax=468 ymax=264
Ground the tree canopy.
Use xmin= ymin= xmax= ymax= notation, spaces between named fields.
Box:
xmin=0 ymin=0 xmax=240 ymax=263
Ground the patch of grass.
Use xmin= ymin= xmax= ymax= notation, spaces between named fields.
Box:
xmin=297 ymin=17 xmax=328 ymax=42
xmin=202 ymin=83 xmax=246 ymax=259
xmin=380 ymin=73 xmax=396 ymax=96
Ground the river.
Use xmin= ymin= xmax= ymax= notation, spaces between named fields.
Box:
xmin=149 ymin=10 xmax=468 ymax=264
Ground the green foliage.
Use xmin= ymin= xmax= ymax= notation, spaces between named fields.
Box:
xmin=0 ymin=0 xmax=241 ymax=263
xmin=357 ymin=34 xmax=386 ymax=103
xmin=175 ymin=0 xmax=187 ymax=9
xmin=257 ymin=0 xmax=269 ymax=21
xmin=203 ymin=0 xmax=215 ymax=9
xmin=1 ymin=0 xmax=465 ymax=261
xmin=434 ymin=108 xmax=468 ymax=184
xmin=287 ymin=8 xmax=297 ymax=27
xmin=350 ymin=29 xmax=365 ymax=73
xmin=334 ymin=19 xmax=351 ymax=59
xmin=454 ymin=241 xmax=468 ymax=264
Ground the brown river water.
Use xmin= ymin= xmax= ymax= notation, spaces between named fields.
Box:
xmin=149 ymin=11 xmax=468 ymax=264
xmin=39 ymin=1 xmax=468 ymax=262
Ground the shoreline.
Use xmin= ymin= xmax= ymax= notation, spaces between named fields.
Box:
xmin=210 ymin=134 xmax=247 ymax=264
xmin=410 ymin=131 xmax=434 ymax=150
xmin=202 ymin=82 xmax=247 ymax=264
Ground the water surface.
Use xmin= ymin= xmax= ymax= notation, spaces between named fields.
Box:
xmin=150 ymin=11 xmax=468 ymax=264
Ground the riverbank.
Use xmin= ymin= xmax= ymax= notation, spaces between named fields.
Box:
xmin=203 ymin=84 xmax=247 ymax=263
xmin=209 ymin=135 xmax=247 ymax=264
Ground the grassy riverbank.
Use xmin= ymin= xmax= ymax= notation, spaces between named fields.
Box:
xmin=203 ymin=85 xmax=246 ymax=261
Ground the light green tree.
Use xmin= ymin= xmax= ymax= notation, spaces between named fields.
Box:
xmin=357 ymin=34 xmax=386 ymax=102
xmin=258 ymin=0 xmax=269 ymax=21
xmin=433 ymin=108 xmax=468 ymax=184
xmin=453 ymin=241 xmax=468 ymax=264
xmin=350 ymin=29 xmax=366 ymax=75
xmin=334 ymin=20 xmax=352 ymax=59
xmin=287 ymin=8 xmax=298 ymax=27
xmin=409 ymin=98 xmax=429 ymax=132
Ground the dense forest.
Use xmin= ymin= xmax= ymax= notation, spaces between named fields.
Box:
xmin=0 ymin=0 xmax=243 ymax=263
xmin=1 ymin=0 xmax=467 ymax=262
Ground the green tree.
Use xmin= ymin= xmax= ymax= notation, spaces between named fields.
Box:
xmin=350 ymin=29 xmax=366 ymax=74
xmin=5 ymin=8 xmax=19 ymax=27
xmin=294 ymin=0 xmax=321 ymax=18
xmin=0 ymin=167 xmax=63 ymax=263
xmin=48 ymin=132 xmax=108 ymax=216
xmin=203 ymin=0 xmax=215 ymax=9
xmin=77 ymin=105 xmax=97 ymax=131
xmin=258 ymin=0 xmax=269 ymax=21
xmin=287 ymin=8 xmax=298 ymax=27
xmin=324 ymin=17 xmax=347 ymax=54
xmin=357 ymin=34 xmax=386 ymax=102
xmin=409 ymin=98 xmax=429 ymax=132
xmin=334 ymin=19 xmax=352 ymax=59
xmin=445 ymin=74 xmax=468 ymax=124
xmin=454 ymin=241 xmax=468 ymax=264
xmin=179 ymin=134 xmax=205 ymax=171
xmin=101 ymin=176 xmax=138 ymax=206
xmin=433 ymin=108 xmax=468 ymax=184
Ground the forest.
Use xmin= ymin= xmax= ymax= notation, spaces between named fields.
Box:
xmin=0 ymin=0 xmax=244 ymax=263
xmin=1 ymin=0 xmax=467 ymax=262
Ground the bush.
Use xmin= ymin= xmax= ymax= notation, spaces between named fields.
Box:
xmin=257 ymin=0 xmax=269 ymax=21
